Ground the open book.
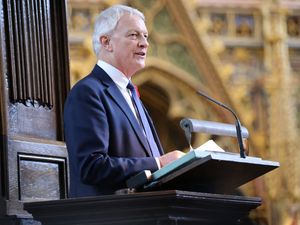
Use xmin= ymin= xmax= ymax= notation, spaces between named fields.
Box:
xmin=192 ymin=139 xmax=225 ymax=152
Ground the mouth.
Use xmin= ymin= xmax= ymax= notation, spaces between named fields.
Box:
xmin=135 ymin=52 xmax=146 ymax=57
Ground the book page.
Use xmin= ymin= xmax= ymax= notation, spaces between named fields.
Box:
xmin=193 ymin=139 xmax=225 ymax=152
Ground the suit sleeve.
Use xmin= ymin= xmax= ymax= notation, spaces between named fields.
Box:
xmin=64 ymin=82 xmax=159 ymax=188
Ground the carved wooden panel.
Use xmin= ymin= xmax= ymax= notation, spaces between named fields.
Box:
xmin=0 ymin=0 xmax=70 ymax=222
xmin=9 ymin=103 xmax=57 ymax=139
xmin=19 ymin=154 xmax=67 ymax=202
xmin=5 ymin=0 xmax=54 ymax=107
xmin=3 ymin=0 xmax=70 ymax=141
xmin=7 ymin=138 xmax=68 ymax=216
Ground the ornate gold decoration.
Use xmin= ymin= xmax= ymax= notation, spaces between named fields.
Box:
xmin=184 ymin=0 xmax=300 ymax=224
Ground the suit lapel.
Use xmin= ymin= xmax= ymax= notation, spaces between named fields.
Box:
xmin=92 ymin=65 xmax=153 ymax=157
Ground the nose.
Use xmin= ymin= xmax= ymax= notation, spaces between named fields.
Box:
xmin=138 ymin=36 xmax=149 ymax=48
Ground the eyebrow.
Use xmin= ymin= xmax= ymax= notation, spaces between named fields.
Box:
xmin=127 ymin=29 xmax=148 ymax=35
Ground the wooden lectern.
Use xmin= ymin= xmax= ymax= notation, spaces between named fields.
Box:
xmin=25 ymin=190 xmax=261 ymax=225
xmin=24 ymin=151 xmax=279 ymax=225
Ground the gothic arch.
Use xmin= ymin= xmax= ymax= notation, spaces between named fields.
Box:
xmin=133 ymin=59 xmax=236 ymax=152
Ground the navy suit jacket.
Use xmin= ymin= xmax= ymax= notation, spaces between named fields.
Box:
xmin=64 ymin=65 xmax=164 ymax=197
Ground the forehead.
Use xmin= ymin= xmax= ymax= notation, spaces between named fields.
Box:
xmin=115 ymin=14 xmax=148 ymax=33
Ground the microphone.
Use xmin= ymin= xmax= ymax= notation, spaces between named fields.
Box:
xmin=180 ymin=119 xmax=249 ymax=138
xmin=197 ymin=90 xmax=246 ymax=158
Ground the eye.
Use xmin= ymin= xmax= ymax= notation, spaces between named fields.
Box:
xmin=129 ymin=33 xmax=138 ymax=38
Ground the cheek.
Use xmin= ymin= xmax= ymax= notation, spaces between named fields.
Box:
xmin=123 ymin=41 xmax=136 ymax=53
xmin=115 ymin=41 xmax=136 ymax=60
xmin=123 ymin=49 xmax=134 ymax=60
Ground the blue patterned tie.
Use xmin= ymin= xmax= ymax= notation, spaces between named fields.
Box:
xmin=127 ymin=81 xmax=161 ymax=157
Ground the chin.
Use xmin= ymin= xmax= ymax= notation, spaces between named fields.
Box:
xmin=133 ymin=63 xmax=146 ymax=73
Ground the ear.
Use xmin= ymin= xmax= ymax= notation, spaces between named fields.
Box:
xmin=100 ymin=36 xmax=113 ymax=51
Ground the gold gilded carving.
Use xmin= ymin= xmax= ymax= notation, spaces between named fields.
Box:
xmin=68 ymin=1 xmax=114 ymax=85
xmin=70 ymin=8 xmax=92 ymax=32
xmin=235 ymin=14 xmax=254 ymax=37
xmin=287 ymin=16 xmax=300 ymax=37
xmin=209 ymin=13 xmax=228 ymax=35
xmin=262 ymin=4 xmax=300 ymax=225
xmin=187 ymin=1 xmax=300 ymax=224
xmin=153 ymin=7 xmax=178 ymax=34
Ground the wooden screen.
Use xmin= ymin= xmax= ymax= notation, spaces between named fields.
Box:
xmin=0 ymin=0 xmax=70 ymax=220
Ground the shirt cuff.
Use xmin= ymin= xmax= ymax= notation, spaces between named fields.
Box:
xmin=155 ymin=157 xmax=161 ymax=170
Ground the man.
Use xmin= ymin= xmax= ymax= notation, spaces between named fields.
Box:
xmin=64 ymin=4 xmax=185 ymax=198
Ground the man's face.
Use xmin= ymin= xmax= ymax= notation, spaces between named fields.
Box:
xmin=108 ymin=14 xmax=149 ymax=77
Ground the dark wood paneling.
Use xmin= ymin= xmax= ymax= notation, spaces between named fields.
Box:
xmin=3 ymin=0 xmax=70 ymax=141
xmin=51 ymin=0 xmax=70 ymax=141
xmin=19 ymin=154 xmax=67 ymax=201
xmin=0 ymin=0 xmax=70 ymax=222
xmin=7 ymin=137 xmax=68 ymax=216
xmin=5 ymin=0 xmax=54 ymax=107
xmin=8 ymin=103 xmax=56 ymax=139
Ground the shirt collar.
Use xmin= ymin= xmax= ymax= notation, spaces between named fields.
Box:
xmin=97 ymin=60 xmax=130 ymax=90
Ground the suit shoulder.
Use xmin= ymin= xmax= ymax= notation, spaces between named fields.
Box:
xmin=66 ymin=78 xmax=103 ymax=107
xmin=71 ymin=69 xmax=107 ymax=94
xmin=74 ymin=74 xmax=102 ymax=90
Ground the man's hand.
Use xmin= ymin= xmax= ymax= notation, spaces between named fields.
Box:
xmin=159 ymin=150 xmax=185 ymax=168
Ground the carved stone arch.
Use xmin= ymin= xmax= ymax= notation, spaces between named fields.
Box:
xmin=133 ymin=59 xmax=234 ymax=152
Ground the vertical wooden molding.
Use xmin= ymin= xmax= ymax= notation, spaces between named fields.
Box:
xmin=51 ymin=0 xmax=70 ymax=140
xmin=5 ymin=0 xmax=54 ymax=108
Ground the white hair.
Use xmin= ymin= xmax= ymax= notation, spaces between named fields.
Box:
xmin=92 ymin=5 xmax=145 ymax=57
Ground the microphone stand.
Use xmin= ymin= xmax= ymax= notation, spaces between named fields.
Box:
xmin=197 ymin=91 xmax=246 ymax=158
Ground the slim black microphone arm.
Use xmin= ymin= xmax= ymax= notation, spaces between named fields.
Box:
xmin=197 ymin=90 xmax=246 ymax=158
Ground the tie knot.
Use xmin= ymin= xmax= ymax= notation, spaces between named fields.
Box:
xmin=127 ymin=81 xmax=136 ymax=93
xmin=127 ymin=81 xmax=141 ymax=98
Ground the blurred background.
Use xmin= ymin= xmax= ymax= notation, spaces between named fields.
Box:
xmin=67 ymin=0 xmax=300 ymax=224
